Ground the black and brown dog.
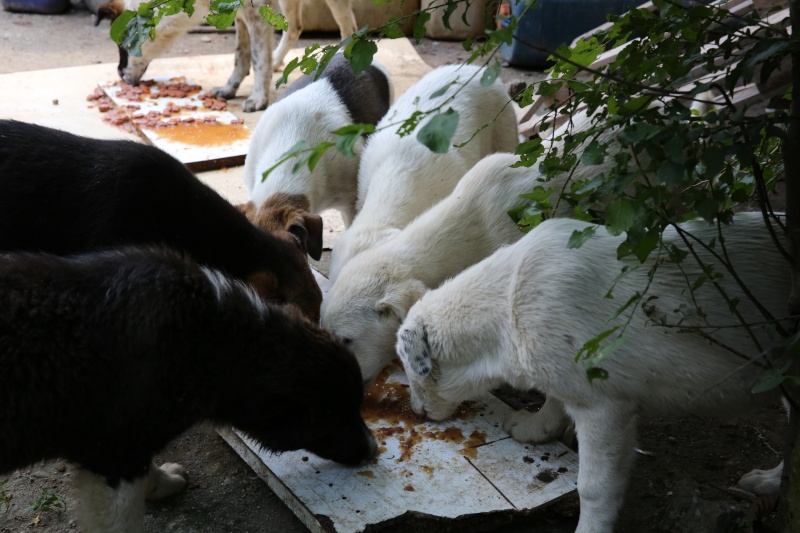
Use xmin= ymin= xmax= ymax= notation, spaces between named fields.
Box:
xmin=0 ymin=246 xmax=376 ymax=532
xmin=0 ymin=119 xmax=322 ymax=321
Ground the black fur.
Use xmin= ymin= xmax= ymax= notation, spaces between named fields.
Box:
xmin=0 ymin=119 xmax=322 ymax=320
xmin=0 ymin=246 xmax=376 ymax=486
xmin=278 ymin=54 xmax=392 ymax=128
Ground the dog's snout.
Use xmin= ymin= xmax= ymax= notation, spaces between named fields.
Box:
xmin=116 ymin=46 xmax=128 ymax=80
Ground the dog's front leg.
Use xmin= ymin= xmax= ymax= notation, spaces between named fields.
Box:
xmin=145 ymin=460 xmax=188 ymax=500
xmin=73 ymin=468 xmax=147 ymax=533
xmin=241 ymin=7 xmax=274 ymax=111
xmin=502 ymin=396 xmax=572 ymax=444
xmin=210 ymin=16 xmax=252 ymax=102
xmin=570 ymin=402 xmax=638 ymax=533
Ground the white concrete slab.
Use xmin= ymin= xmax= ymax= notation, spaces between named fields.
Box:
xmin=221 ymin=365 xmax=578 ymax=533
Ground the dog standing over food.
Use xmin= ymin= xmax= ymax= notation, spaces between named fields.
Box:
xmin=0 ymin=246 xmax=376 ymax=533
xmin=97 ymin=0 xmax=358 ymax=111
xmin=396 ymin=213 xmax=789 ymax=533
xmin=241 ymin=53 xmax=393 ymax=233
xmin=327 ymin=64 xmax=520 ymax=282
xmin=0 ymin=118 xmax=324 ymax=501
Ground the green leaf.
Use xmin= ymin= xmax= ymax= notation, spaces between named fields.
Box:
xmin=605 ymin=197 xmax=637 ymax=235
xmin=751 ymin=361 xmax=793 ymax=394
xmin=333 ymin=123 xmax=375 ymax=157
xmin=430 ymin=81 xmax=455 ymax=99
xmin=417 ymin=108 xmax=459 ymax=153
xmin=587 ymin=367 xmax=609 ymax=382
xmin=580 ymin=139 xmax=607 ymax=165
xmin=441 ymin=0 xmax=458 ymax=30
xmin=568 ymin=226 xmax=596 ymax=249
xmin=481 ymin=60 xmax=501 ymax=87
xmin=258 ymin=5 xmax=287 ymax=31
xmin=207 ymin=0 xmax=241 ymax=29
xmin=347 ymin=38 xmax=377 ymax=74
xmin=110 ymin=10 xmax=136 ymax=46
xmin=413 ymin=11 xmax=431 ymax=42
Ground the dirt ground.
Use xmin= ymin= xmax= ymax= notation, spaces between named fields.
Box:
xmin=0 ymin=2 xmax=791 ymax=532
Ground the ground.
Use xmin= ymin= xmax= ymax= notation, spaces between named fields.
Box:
xmin=0 ymin=2 xmax=790 ymax=532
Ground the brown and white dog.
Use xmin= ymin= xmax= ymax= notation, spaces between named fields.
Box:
xmin=97 ymin=0 xmax=358 ymax=112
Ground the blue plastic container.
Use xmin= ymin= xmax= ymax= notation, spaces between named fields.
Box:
xmin=500 ymin=0 xmax=638 ymax=68
xmin=2 ymin=0 xmax=69 ymax=14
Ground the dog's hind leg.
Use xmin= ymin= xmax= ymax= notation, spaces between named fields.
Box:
xmin=145 ymin=460 xmax=188 ymax=501
xmin=569 ymin=402 xmax=638 ymax=533
xmin=273 ymin=0 xmax=302 ymax=70
xmin=502 ymin=396 xmax=572 ymax=444
xmin=323 ymin=0 xmax=358 ymax=40
xmin=210 ymin=16 xmax=252 ymax=102
xmin=73 ymin=468 xmax=147 ymax=533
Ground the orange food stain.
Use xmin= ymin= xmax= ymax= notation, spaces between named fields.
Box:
xmin=458 ymin=430 xmax=488 ymax=459
xmin=150 ymin=122 xmax=249 ymax=146
xmin=361 ymin=363 xmax=483 ymax=463
xmin=356 ymin=470 xmax=375 ymax=479
xmin=404 ymin=485 xmax=415 ymax=492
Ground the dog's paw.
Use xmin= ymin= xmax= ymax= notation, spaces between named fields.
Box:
xmin=242 ymin=96 xmax=269 ymax=113
xmin=737 ymin=462 xmax=782 ymax=496
xmin=271 ymin=57 xmax=285 ymax=72
xmin=503 ymin=408 xmax=569 ymax=444
xmin=209 ymin=85 xmax=237 ymax=100
xmin=145 ymin=461 xmax=188 ymax=501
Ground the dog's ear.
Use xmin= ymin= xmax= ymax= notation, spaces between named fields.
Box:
xmin=246 ymin=271 xmax=280 ymax=302
xmin=291 ymin=213 xmax=323 ymax=260
xmin=397 ymin=319 xmax=432 ymax=377
xmin=376 ymin=278 xmax=428 ymax=321
xmin=94 ymin=0 xmax=124 ymax=25
xmin=236 ymin=201 xmax=258 ymax=221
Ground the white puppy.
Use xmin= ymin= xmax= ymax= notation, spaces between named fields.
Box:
xmin=396 ymin=213 xmax=789 ymax=533
xmin=322 ymin=151 xmax=604 ymax=387
xmin=327 ymin=64 xmax=519 ymax=282
xmin=243 ymin=54 xmax=393 ymax=226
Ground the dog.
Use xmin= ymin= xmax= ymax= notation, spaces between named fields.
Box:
xmin=241 ymin=53 xmax=393 ymax=229
xmin=327 ymin=64 xmax=520 ymax=282
xmin=0 ymin=119 xmax=322 ymax=322
xmin=97 ymin=0 xmax=358 ymax=112
xmin=0 ymin=246 xmax=376 ymax=533
xmin=395 ymin=213 xmax=790 ymax=533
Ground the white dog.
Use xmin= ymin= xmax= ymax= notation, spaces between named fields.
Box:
xmin=103 ymin=0 xmax=357 ymax=112
xmin=322 ymin=151 xmax=606 ymax=386
xmin=396 ymin=213 xmax=790 ymax=533
xmin=243 ymin=54 xmax=393 ymax=226
xmin=327 ymin=64 xmax=519 ymax=281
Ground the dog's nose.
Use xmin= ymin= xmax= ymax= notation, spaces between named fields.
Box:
xmin=359 ymin=431 xmax=378 ymax=465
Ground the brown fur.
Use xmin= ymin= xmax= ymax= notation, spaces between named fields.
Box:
xmin=238 ymin=193 xmax=324 ymax=260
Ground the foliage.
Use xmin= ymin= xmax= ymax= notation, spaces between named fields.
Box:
xmin=509 ymin=0 xmax=794 ymax=379
xmin=28 ymin=488 xmax=66 ymax=514
xmin=0 ymin=479 xmax=11 ymax=513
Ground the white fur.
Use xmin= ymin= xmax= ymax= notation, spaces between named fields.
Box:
xmin=396 ymin=213 xmax=789 ymax=533
xmin=327 ymin=65 xmax=519 ymax=282
xmin=74 ymin=469 xmax=148 ymax=533
xmin=144 ymin=462 xmax=188 ymax=500
xmin=243 ymin=78 xmax=365 ymax=226
xmin=322 ymin=150 xmax=604 ymax=385
xmin=119 ymin=0 xmax=357 ymax=111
